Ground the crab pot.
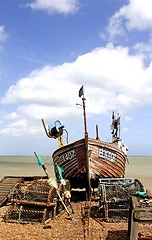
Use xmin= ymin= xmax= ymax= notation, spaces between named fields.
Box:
xmin=98 ymin=178 xmax=145 ymax=221
xmin=4 ymin=207 xmax=45 ymax=224
xmin=4 ymin=180 xmax=58 ymax=224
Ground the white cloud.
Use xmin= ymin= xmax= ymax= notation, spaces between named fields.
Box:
xmin=0 ymin=119 xmax=40 ymax=136
xmin=107 ymin=0 xmax=152 ymax=40
xmin=133 ymin=42 xmax=152 ymax=59
xmin=124 ymin=115 xmax=133 ymax=122
xmin=0 ymin=25 xmax=8 ymax=42
xmin=1 ymin=44 xmax=152 ymax=136
xmin=124 ymin=0 xmax=152 ymax=31
xmin=26 ymin=0 xmax=79 ymax=15
xmin=122 ymin=127 xmax=128 ymax=133
xmin=1 ymin=65 xmax=78 ymax=107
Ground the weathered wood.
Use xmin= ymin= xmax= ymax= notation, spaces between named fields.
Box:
xmin=0 ymin=177 xmax=23 ymax=206
xmin=134 ymin=209 xmax=152 ymax=221
xmin=128 ymin=196 xmax=152 ymax=240
xmin=52 ymin=137 xmax=127 ymax=190
xmin=10 ymin=199 xmax=56 ymax=207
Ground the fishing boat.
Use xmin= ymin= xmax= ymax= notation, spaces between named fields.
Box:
xmin=42 ymin=86 xmax=128 ymax=198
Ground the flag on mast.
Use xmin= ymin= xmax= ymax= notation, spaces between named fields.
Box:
xmin=34 ymin=152 xmax=49 ymax=178
xmin=79 ymin=85 xmax=84 ymax=97
xmin=56 ymin=164 xmax=64 ymax=180
xmin=34 ymin=152 xmax=44 ymax=166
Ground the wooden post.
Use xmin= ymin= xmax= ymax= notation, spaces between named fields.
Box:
xmin=82 ymin=94 xmax=91 ymax=200
xmin=84 ymin=132 xmax=91 ymax=200
xmin=96 ymin=125 xmax=99 ymax=140
xmin=128 ymin=196 xmax=152 ymax=240
xmin=129 ymin=211 xmax=138 ymax=239
xmin=128 ymin=196 xmax=138 ymax=240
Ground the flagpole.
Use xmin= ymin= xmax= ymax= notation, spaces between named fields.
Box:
xmin=34 ymin=152 xmax=50 ymax=178
xmin=82 ymin=95 xmax=87 ymax=135
xmin=78 ymin=85 xmax=87 ymax=135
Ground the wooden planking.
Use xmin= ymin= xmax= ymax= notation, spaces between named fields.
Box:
xmin=52 ymin=137 xmax=127 ymax=188
xmin=53 ymin=138 xmax=86 ymax=178
xmin=88 ymin=138 xmax=127 ymax=178
xmin=0 ymin=177 xmax=23 ymax=206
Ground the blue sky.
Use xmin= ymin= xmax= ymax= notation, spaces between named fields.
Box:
xmin=1 ymin=0 xmax=152 ymax=156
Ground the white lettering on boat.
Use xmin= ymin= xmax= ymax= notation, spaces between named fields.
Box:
xmin=58 ymin=150 xmax=76 ymax=164
xmin=98 ymin=147 xmax=117 ymax=163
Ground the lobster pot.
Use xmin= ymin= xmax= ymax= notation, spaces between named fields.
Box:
xmin=4 ymin=207 xmax=47 ymax=224
xmin=4 ymin=180 xmax=57 ymax=224
xmin=10 ymin=180 xmax=57 ymax=205
xmin=98 ymin=178 xmax=145 ymax=221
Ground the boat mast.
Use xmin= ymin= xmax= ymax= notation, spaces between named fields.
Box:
xmin=78 ymin=86 xmax=91 ymax=200
xmin=81 ymin=92 xmax=87 ymax=135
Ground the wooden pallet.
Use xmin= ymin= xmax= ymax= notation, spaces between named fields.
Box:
xmin=0 ymin=176 xmax=23 ymax=206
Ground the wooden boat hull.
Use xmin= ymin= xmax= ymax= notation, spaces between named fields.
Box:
xmin=52 ymin=138 xmax=127 ymax=189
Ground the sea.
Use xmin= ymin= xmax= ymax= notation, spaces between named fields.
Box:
xmin=0 ymin=156 xmax=151 ymax=192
